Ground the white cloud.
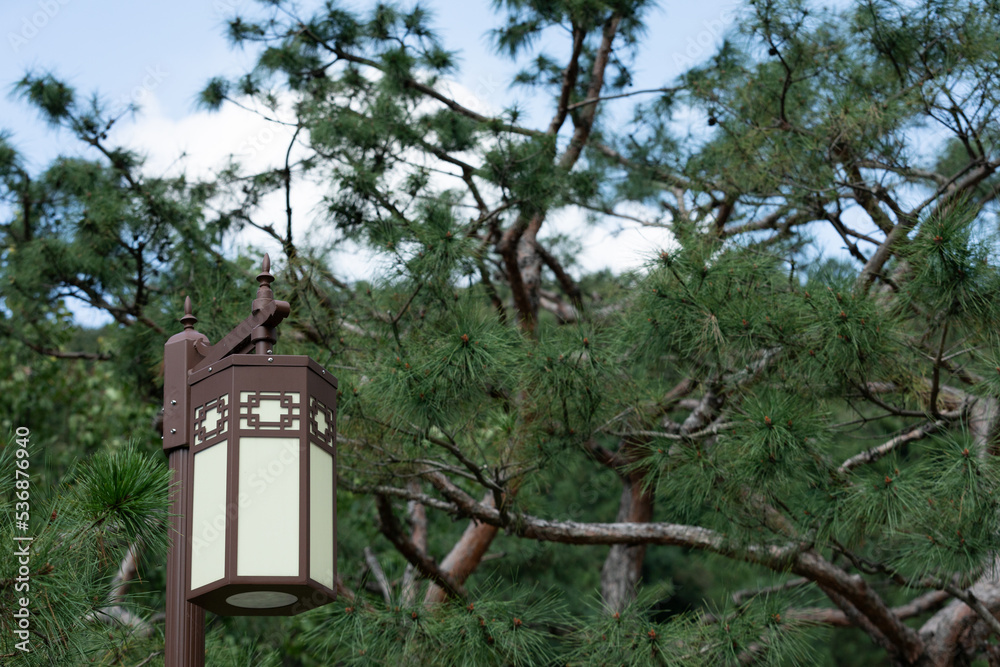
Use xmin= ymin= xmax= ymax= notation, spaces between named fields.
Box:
xmin=112 ymin=92 xmax=380 ymax=282
xmin=110 ymin=84 xmax=676 ymax=287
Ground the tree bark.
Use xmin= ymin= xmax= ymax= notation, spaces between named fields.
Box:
xmin=401 ymin=481 xmax=428 ymax=606
xmin=599 ymin=385 xmax=716 ymax=611
xmin=918 ymin=397 xmax=1000 ymax=666
xmin=600 ymin=470 xmax=654 ymax=612
xmin=424 ymin=494 xmax=497 ymax=604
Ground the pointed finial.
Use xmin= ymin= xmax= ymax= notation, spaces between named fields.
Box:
xmin=255 ymin=253 xmax=275 ymax=308
xmin=180 ymin=295 xmax=198 ymax=330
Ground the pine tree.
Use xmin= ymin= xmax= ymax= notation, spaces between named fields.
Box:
xmin=4 ymin=0 xmax=1000 ymax=664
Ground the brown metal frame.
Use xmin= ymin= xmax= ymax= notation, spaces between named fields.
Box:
xmin=162 ymin=255 xmax=337 ymax=666
xmin=185 ymin=356 xmax=337 ymax=617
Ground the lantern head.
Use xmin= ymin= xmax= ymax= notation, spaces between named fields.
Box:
xmin=185 ymin=354 xmax=337 ymax=616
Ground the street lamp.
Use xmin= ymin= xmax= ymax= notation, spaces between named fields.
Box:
xmin=162 ymin=255 xmax=337 ymax=665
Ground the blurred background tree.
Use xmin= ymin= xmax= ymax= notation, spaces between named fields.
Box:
xmin=3 ymin=0 xmax=1000 ymax=664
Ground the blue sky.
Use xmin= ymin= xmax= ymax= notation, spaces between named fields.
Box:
xmin=2 ymin=0 xmax=741 ymax=165
xmin=1 ymin=0 xmax=744 ymax=322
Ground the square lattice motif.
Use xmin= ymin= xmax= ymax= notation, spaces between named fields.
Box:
xmin=194 ymin=394 xmax=229 ymax=445
xmin=239 ymin=391 xmax=301 ymax=431
xmin=309 ymin=397 xmax=334 ymax=443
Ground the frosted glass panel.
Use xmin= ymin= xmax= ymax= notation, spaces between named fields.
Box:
xmin=309 ymin=445 xmax=335 ymax=589
xmin=191 ymin=444 xmax=227 ymax=589
xmin=237 ymin=437 xmax=300 ymax=576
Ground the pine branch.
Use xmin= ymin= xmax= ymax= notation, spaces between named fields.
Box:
xmin=109 ymin=542 xmax=142 ymax=602
xmin=606 ymin=422 xmax=737 ymax=441
xmin=20 ymin=340 xmax=111 ymax=361
xmin=363 ymin=546 xmax=393 ymax=605
xmin=837 ymin=420 xmax=945 ymax=474
xmin=496 ymin=212 xmax=543 ymax=333
xmin=795 ymin=553 xmax=924 ymax=662
xmin=731 ymin=577 xmax=811 ymax=605
xmin=857 ymin=217 xmax=917 ymax=293
xmin=297 ymin=26 xmax=544 ymax=138
xmin=940 ymin=583 xmax=1000 ymax=639
xmin=787 ymin=590 xmax=950 ymax=627
xmin=558 ymin=13 xmax=622 ymax=170
xmin=566 ymin=86 xmax=681 ymax=111
xmin=538 ymin=290 xmax=578 ymax=323
xmin=336 ymin=576 xmax=358 ymax=603
xmin=131 ymin=651 xmax=163 ymax=667
xmin=843 ymin=162 xmax=897 ymax=236
xmin=854 ymin=381 xmax=935 ymax=418
xmin=547 ymin=23 xmax=586 ymax=135
xmin=340 ymin=480 xmax=458 ymax=514
xmin=85 ymin=606 xmax=154 ymax=638
xmin=815 ymin=584 xmax=898 ymax=656
xmin=929 ymin=322 xmax=950 ymax=418
xmin=854 ymin=159 xmax=949 ymax=186
xmin=533 ymin=241 xmax=582 ymax=307
xmin=824 ymin=210 xmax=871 ymax=265
xmin=375 ymin=495 xmax=466 ymax=599
xmin=591 ymin=141 xmax=692 ymax=190
xmin=415 ymin=469 xmax=927 ymax=658
xmin=423 ymin=491 xmax=498 ymax=605
xmin=572 ymin=200 xmax=667 ymax=227
xmin=921 ymin=580 xmax=1000 ymax=664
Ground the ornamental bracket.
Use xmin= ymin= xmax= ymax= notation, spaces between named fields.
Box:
xmin=162 ymin=254 xmax=290 ymax=452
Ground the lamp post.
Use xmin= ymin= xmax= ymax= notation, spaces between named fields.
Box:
xmin=163 ymin=255 xmax=337 ymax=666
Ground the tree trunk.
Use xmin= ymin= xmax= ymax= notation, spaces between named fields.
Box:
xmin=424 ymin=494 xmax=498 ymax=604
xmin=918 ymin=397 xmax=1000 ymax=666
xmin=600 ymin=470 xmax=654 ymax=612
xmin=515 ymin=216 xmax=544 ymax=324
xmin=401 ymin=481 xmax=428 ymax=606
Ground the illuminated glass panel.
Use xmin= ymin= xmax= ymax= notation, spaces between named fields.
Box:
xmin=309 ymin=444 xmax=335 ymax=589
xmin=191 ymin=444 xmax=227 ymax=589
xmin=237 ymin=437 xmax=300 ymax=576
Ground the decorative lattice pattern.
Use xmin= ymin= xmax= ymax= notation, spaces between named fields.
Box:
xmin=239 ymin=391 xmax=301 ymax=431
xmin=194 ymin=394 xmax=229 ymax=446
xmin=309 ymin=397 xmax=334 ymax=444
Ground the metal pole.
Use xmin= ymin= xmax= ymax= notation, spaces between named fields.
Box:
xmin=161 ymin=258 xmax=289 ymax=663
xmin=165 ymin=448 xmax=204 ymax=666
xmin=163 ymin=297 xmax=206 ymax=667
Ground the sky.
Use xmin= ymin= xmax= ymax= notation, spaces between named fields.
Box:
xmin=1 ymin=0 xmax=744 ymax=322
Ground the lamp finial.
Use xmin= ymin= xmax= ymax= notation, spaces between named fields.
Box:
xmin=255 ymin=253 xmax=275 ymax=308
xmin=251 ymin=253 xmax=279 ymax=354
xmin=180 ymin=296 xmax=197 ymax=330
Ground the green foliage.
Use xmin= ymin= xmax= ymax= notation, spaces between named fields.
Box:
xmin=368 ymin=296 xmax=522 ymax=428
xmin=6 ymin=0 xmax=1000 ymax=664
xmin=631 ymin=245 xmax=797 ymax=366
xmin=75 ymin=442 xmax=171 ymax=551
xmin=901 ymin=203 xmax=1000 ymax=319
xmin=834 ymin=432 xmax=1000 ymax=583
xmin=298 ymin=583 xmax=564 ymax=666
xmin=0 ymin=437 xmax=169 ymax=664
xmin=571 ymin=589 xmax=817 ymax=666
